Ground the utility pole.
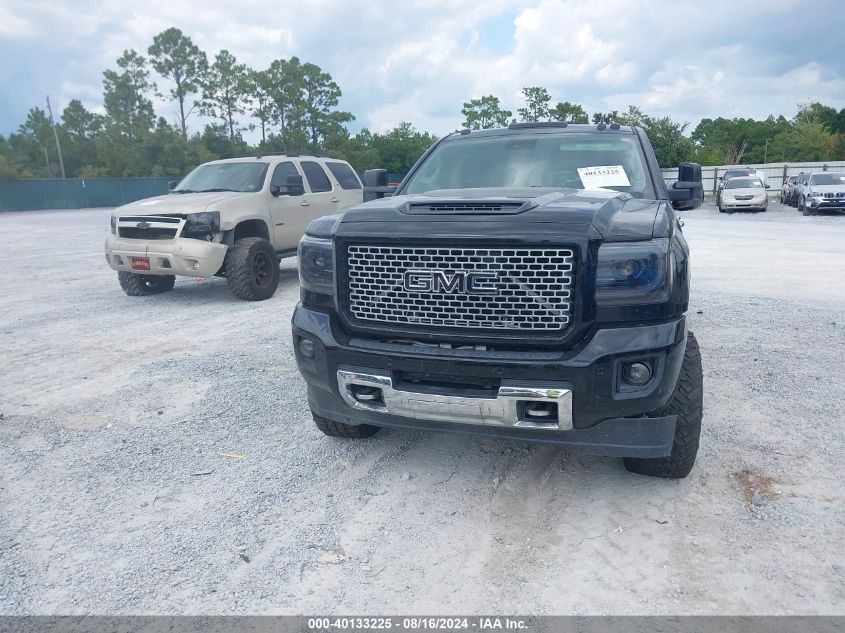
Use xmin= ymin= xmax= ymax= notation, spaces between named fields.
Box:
xmin=764 ymin=138 xmax=772 ymax=164
xmin=43 ymin=146 xmax=50 ymax=176
xmin=45 ymin=96 xmax=65 ymax=179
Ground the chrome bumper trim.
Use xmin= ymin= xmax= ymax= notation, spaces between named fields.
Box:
xmin=337 ymin=370 xmax=573 ymax=431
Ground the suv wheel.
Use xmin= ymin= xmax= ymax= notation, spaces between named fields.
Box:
xmin=313 ymin=413 xmax=381 ymax=438
xmin=800 ymin=198 xmax=813 ymax=216
xmin=117 ymin=272 xmax=176 ymax=296
xmin=224 ymin=237 xmax=280 ymax=301
xmin=624 ymin=332 xmax=703 ymax=479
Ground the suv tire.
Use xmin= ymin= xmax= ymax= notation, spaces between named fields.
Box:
xmin=225 ymin=237 xmax=280 ymax=301
xmin=313 ymin=413 xmax=381 ymax=438
xmin=623 ymin=332 xmax=703 ymax=479
xmin=800 ymin=198 xmax=814 ymax=216
xmin=117 ymin=272 xmax=176 ymax=296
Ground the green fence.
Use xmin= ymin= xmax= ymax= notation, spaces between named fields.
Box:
xmin=0 ymin=177 xmax=178 ymax=212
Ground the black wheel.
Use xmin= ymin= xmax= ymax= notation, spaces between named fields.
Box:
xmin=800 ymin=198 xmax=813 ymax=216
xmin=624 ymin=332 xmax=703 ymax=479
xmin=224 ymin=237 xmax=280 ymax=301
xmin=117 ymin=272 xmax=175 ymax=296
xmin=718 ymin=204 xmax=726 ymax=213
xmin=313 ymin=413 xmax=381 ymax=438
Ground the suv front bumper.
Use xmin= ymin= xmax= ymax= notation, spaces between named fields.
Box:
xmin=105 ymin=235 xmax=228 ymax=277
xmin=292 ymin=305 xmax=688 ymax=458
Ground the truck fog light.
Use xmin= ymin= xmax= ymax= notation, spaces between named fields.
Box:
xmin=299 ymin=337 xmax=316 ymax=359
xmin=622 ymin=362 xmax=652 ymax=386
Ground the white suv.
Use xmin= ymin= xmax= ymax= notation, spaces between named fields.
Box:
xmin=104 ymin=155 xmax=362 ymax=300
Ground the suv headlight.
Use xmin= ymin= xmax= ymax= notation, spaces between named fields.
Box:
xmin=182 ymin=211 xmax=220 ymax=239
xmin=298 ymin=235 xmax=334 ymax=295
xmin=110 ymin=215 xmax=117 ymax=234
xmin=595 ymin=239 xmax=671 ymax=306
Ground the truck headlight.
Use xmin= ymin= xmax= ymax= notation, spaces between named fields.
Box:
xmin=110 ymin=215 xmax=117 ymax=234
xmin=182 ymin=211 xmax=220 ymax=239
xmin=298 ymin=235 xmax=334 ymax=295
xmin=595 ymin=239 xmax=670 ymax=306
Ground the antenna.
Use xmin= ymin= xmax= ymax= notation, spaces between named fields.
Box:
xmin=45 ymin=96 xmax=65 ymax=179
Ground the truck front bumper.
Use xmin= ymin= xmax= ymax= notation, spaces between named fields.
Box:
xmin=292 ymin=305 xmax=688 ymax=458
xmin=104 ymin=235 xmax=228 ymax=278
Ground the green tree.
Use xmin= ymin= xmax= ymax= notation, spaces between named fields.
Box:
xmin=618 ymin=106 xmax=693 ymax=167
xmin=246 ymin=69 xmax=273 ymax=144
xmin=517 ymin=86 xmax=551 ymax=122
xmin=301 ymin=61 xmax=354 ymax=151
xmin=59 ymin=99 xmax=103 ymax=176
xmin=461 ymin=95 xmax=511 ymax=130
xmin=369 ymin=122 xmax=436 ymax=174
xmin=102 ymin=49 xmax=156 ymax=142
xmin=148 ymin=27 xmax=208 ymax=139
xmin=264 ymin=57 xmax=308 ymax=151
xmin=201 ymin=50 xmax=248 ymax=141
xmin=549 ymin=101 xmax=588 ymax=123
xmin=7 ymin=108 xmax=56 ymax=176
xmin=768 ymin=122 xmax=837 ymax=162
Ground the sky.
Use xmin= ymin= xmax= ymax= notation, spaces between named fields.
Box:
xmin=1 ymin=0 xmax=844 ymax=139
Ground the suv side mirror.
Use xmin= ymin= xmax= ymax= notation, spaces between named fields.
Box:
xmin=168 ymin=179 xmax=179 ymax=191
xmin=285 ymin=174 xmax=305 ymax=197
xmin=668 ymin=162 xmax=703 ymax=210
xmin=363 ymin=168 xmax=397 ymax=202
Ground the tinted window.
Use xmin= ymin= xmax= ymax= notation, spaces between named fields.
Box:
xmin=808 ymin=173 xmax=845 ymax=185
xmin=402 ymin=133 xmax=655 ymax=199
xmin=301 ymin=161 xmax=332 ymax=193
xmin=326 ymin=162 xmax=362 ymax=189
xmin=270 ymin=162 xmax=300 ymax=188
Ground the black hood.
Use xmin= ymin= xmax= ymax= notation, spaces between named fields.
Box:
xmin=312 ymin=188 xmax=667 ymax=242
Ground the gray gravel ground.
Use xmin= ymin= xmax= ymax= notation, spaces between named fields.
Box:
xmin=0 ymin=202 xmax=843 ymax=615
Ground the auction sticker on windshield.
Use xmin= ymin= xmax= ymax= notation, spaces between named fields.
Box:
xmin=577 ymin=165 xmax=631 ymax=189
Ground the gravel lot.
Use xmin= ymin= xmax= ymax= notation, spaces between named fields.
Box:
xmin=0 ymin=202 xmax=843 ymax=615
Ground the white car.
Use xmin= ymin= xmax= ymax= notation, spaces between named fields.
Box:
xmin=718 ymin=176 xmax=768 ymax=213
xmin=797 ymin=171 xmax=845 ymax=216
xmin=105 ymin=155 xmax=363 ymax=300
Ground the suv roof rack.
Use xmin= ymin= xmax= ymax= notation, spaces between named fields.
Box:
xmin=256 ymin=152 xmax=298 ymax=158
xmin=508 ymin=121 xmax=569 ymax=130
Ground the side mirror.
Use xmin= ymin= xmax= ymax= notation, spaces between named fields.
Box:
xmin=286 ymin=174 xmax=305 ymax=197
xmin=668 ymin=162 xmax=703 ymax=210
xmin=765 ymin=184 xmax=771 ymax=189
xmin=363 ymin=168 xmax=397 ymax=202
xmin=168 ymin=179 xmax=179 ymax=191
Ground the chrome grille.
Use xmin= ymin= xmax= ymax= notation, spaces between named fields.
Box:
xmin=346 ymin=245 xmax=575 ymax=331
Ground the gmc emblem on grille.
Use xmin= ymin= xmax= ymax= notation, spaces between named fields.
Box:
xmin=403 ymin=269 xmax=499 ymax=295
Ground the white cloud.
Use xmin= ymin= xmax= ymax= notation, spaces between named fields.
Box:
xmin=0 ymin=0 xmax=843 ymax=137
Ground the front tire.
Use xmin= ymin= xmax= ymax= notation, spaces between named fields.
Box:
xmin=313 ymin=413 xmax=381 ymax=438
xmin=224 ymin=237 xmax=280 ymax=301
xmin=117 ymin=272 xmax=175 ymax=296
xmin=624 ymin=332 xmax=703 ymax=479
xmin=800 ymin=198 xmax=813 ymax=216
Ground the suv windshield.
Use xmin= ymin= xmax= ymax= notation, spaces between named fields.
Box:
xmin=726 ymin=178 xmax=763 ymax=189
xmin=401 ymin=132 xmax=656 ymax=198
xmin=174 ymin=162 xmax=268 ymax=193
xmin=808 ymin=172 xmax=845 ymax=185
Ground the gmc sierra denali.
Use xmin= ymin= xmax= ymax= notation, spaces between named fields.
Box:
xmin=292 ymin=122 xmax=705 ymax=478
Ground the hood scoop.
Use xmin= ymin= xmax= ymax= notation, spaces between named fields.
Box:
xmin=402 ymin=200 xmax=529 ymax=215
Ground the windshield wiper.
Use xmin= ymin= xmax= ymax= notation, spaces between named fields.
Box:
xmin=196 ymin=188 xmax=240 ymax=193
xmin=171 ymin=189 xmax=198 ymax=194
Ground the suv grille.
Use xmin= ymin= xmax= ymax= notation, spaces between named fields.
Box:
xmin=346 ymin=245 xmax=575 ymax=331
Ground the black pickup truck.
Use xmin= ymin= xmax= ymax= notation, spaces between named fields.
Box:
xmin=292 ymin=122 xmax=705 ymax=478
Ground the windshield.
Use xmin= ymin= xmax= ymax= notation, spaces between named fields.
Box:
xmin=722 ymin=170 xmax=752 ymax=180
xmin=726 ymin=178 xmax=763 ymax=189
xmin=401 ymin=132 xmax=656 ymax=198
xmin=174 ymin=162 xmax=268 ymax=193
xmin=808 ymin=172 xmax=845 ymax=185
